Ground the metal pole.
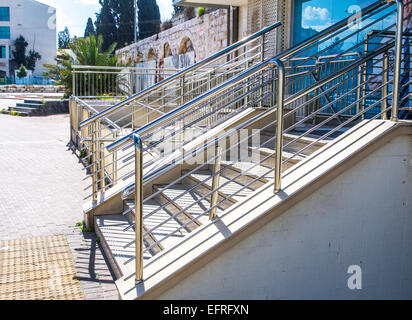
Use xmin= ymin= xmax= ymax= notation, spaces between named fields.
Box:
xmin=134 ymin=1 xmax=137 ymax=44
xmin=382 ymin=52 xmax=389 ymax=120
xmin=133 ymin=134 xmax=144 ymax=284
xmin=69 ymin=97 xmax=74 ymax=144
xmin=92 ymin=121 xmax=98 ymax=204
xmin=356 ymin=65 xmax=363 ymax=115
xmin=72 ymin=70 xmax=76 ymax=96
xmin=180 ymin=76 xmax=185 ymax=105
xmin=361 ymin=34 xmax=369 ymax=121
xmin=273 ymin=59 xmax=285 ymax=193
xmin=210 ymin=146 xmax=222 ymax=220
xmin=259 ymin=36 xmax=265 ymax=108
xmin=391 ymin=0 xmax=404 ymax=121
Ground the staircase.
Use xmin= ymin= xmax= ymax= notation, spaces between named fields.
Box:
xmin=70 ymin=0 xmax=411 ymax=299
xmin=7 ymin=99 xmax=45 ymax=116
xmin=95 ymin=129 xmax=327 ymax=280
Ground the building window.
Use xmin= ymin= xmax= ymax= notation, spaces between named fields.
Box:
xmin=0 ymin=26 xmax=10 ymax=39
xmin=292 ymin=0 xmax=376 ymax=48
xmin=0 ymin=46 xmax=6 ymax=59
xmin=0 ymin=7 xmax=10 ymax=21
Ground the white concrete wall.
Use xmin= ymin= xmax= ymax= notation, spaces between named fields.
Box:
xmin=158 ymin=134 xmax=412 ymax=299
xmin=0 ymin=0 xmax=56 ymax=76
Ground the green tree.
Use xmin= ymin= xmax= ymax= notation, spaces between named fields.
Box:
xmin=12 ymin=36 xmax=28 ymax=68
xmin=11 ymin=36 xmax=41 ymax=72
xmin=44 ymin=35 xmax=119 ymax=97
xmin=95 ymin=0 xmax=118 ymax=51
xmin=16 ymin=65 xmax=28 ymax=79
xmin=26 ymin=50 xmax=42 ymax=71
xmin=137 ymin=0 xmax=160 ymax=40
xmin=71 ymin=34 xmax=117 ymax=66
xmin=95 ymin=0 xmax=135 ymax=49
xmin=58 ymin=27 xmax=71 ymax=49
xmin=84 ymin=18 xmax=96 ymax=38
xmin=117 ymin=0 xmax=135 ymax=47
xmin=43 ymin=51 xmax=73 ymax=97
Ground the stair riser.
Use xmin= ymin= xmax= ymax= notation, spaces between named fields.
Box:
xmin=152 ymin=188 xmax=202 ymax=232
xmin=182 ymin=175 xmax=236 ymax=210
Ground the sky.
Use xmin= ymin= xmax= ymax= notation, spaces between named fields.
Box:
xmin=36 ymin=0 xmax=174 ymax=37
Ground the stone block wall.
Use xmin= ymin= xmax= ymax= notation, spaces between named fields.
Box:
xmin=0 ymin=85 xmax=66 ymax=94
xmin=117 ymin=9 xmax=228 ymax=68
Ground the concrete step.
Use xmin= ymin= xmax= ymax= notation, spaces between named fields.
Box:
xmin=95 ymin=215 xmax=151 ymax=279
xmin=260 ymin=131 xmax=326 ymax=156
xmin=123 ymin=200 xmax=164 ymax=256
xmin=182 ymin=172 xmax=237 ymax=208
xmin=154 ymin=184 xmax=222 ymax=224
xmin=16 ymin=103 xmax=42 ymax=109
xmin=152 ymin=186 xmax=203 ymax=233
xmin=10 ymin=106 xmax=37 ymax=114
xmin=123 ymin=199 xmax=191 ymax=252
xmin=23 ymin=99 xmax=44 ymax=105
xmin=185 ymin=170 xmax=255 ymax=203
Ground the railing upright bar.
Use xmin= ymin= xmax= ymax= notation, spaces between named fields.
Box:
xmin=382 ymin=52 xmax=389 ymax=120
xmin=210 ymin=146 xmax=222 ymax=220
xmin=133 ymin=134 xmax=144 ymax=284
xmin=273 ymin=59 xmax=285 ymax=193
xmin=391 ymin=0 xmax=405 ymax=121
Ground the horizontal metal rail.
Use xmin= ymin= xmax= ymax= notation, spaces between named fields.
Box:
xmin=79 ymin=21 xmax=282 ymax=128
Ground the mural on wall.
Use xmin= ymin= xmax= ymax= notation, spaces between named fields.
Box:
xmin=164 ymin=51 xmax=195 ymax=70
xmin=115 ymin=7 xmax=231 ymax=94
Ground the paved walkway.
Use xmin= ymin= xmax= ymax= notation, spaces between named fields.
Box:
xmin=0 ymin=114 xmax=118 ymax=300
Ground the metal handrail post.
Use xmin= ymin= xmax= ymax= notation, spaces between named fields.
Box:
xmin=72 ymin=70 xmax=76 ymax=96
xmin=382 ymin=52 xmax=389 ymax=120
xmin=210 ymin=146 xmax=222 ymax=220
xmin=133 ymin=134 xmax=144 ymax=284
xmin=273 ymin=59 xmax=285 ymax=193
xmin=180 ymin=75 xmax=185 ymax=105
xmin=259 ymin=36 xmax=265 ymax=108
xmin=92 ymin=121 xmax=98 ymax=204
xmin=69 ymin=96 xmax=74 ymax=143
xmin=391 ymin=0 xmax=404 ymax=121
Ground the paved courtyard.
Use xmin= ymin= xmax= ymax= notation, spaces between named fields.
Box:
xmin=0 ymin=113 xmax=118 ymax=300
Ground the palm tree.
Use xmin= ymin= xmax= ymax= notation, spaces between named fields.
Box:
xmin=71 ymin=34 xmax=117 ymax=66
xmin=44 ymin=35 xmax=119 ymax=97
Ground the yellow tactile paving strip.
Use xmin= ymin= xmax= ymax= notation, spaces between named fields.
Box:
xmin=0 ymin=235 xmax=85 ymax=300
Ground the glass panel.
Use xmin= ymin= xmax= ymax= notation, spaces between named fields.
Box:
xmin=0 ymin=7 xmax=10 ymax=21
xmin=293 ymin=0 xmax=377 ymax=48
xmin=0 ymin=46 xmax=6 ymax=59
xmin=0 ymin=26 xmax=10 ymax=39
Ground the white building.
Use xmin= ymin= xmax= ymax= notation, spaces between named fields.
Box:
xmin=0 ymin=0 xmax=56 ymax=77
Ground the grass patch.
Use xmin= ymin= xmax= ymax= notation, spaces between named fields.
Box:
xmin=76 ymin=220 xmax=93 ymax=233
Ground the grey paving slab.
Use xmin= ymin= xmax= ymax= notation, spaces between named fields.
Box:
xmin=0 ymin=114 xmax=119 ymax=300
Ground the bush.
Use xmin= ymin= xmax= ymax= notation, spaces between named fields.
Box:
xmin=76 ymin=220 xmax=93 ymax=233
xmin=16 ymin=64 xmax=28 ymax=79
xmin=197 ymin=7 xmax=205 ymax=17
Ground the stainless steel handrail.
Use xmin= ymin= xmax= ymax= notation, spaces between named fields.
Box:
xmin=106 ymin=59 xmax=278 ymax=153
xmin=117 ymin=40 xmax=396 ymax=199
xmin=106 ymin=0 xmax=397 ymax=154
xmin=104 ymin=0 xmax=406 ymax=286
xmin=72 ymin=65 xmax=180 ymax=72
xmin=79 ymin=21 xmax=282 ymax=128
xmin=391 ymin=0 xmax=404 ymax=120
